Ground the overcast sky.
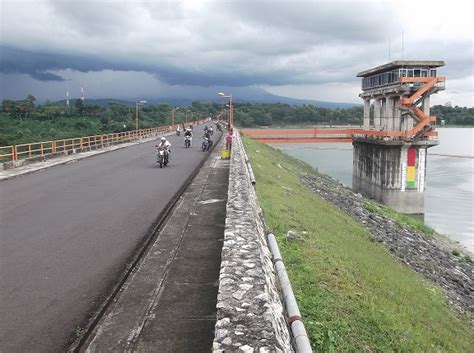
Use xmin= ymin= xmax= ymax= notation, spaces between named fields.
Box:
xmin=1 ymin=0 xmax=473 ymax=106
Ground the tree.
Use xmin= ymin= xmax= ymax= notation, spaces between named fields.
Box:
xmin=74 ymin=99 xmax=85 ymax=115
xmin=26 ymin=95 xmax=36 ymax=107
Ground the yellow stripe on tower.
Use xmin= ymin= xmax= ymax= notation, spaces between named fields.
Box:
xmin=407 ymin=166 xmax=416 ymax=181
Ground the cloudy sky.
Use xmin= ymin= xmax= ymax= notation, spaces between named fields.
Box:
xmin=1 ymin=0 xmax=473 ymax=106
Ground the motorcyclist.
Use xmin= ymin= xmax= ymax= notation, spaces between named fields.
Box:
xmin=156 ymin=137 xmax=171 ymax=162
xmin=176 ymin=125 xmax=181 ymax=136
xmin=203 ymin=130 xmax=213 ymax=149
xmin=184 ymin=128 xmax=193 ymax=146
xmin=208 ymin=126 xmax=214 ymax=135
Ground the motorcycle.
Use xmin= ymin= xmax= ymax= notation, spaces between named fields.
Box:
xmin=184 ymin=135 xmax=192 ymax=148
xmin=201 ymin=137 xmax=210 ymax=152
xmin=156 ymin=146 xmax=169 ymax=168
xmin=176 ymin=129 xmax=181 ymax=136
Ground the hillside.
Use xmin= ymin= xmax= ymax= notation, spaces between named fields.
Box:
xmin=242 ymin=136 xmax=473 ymax=351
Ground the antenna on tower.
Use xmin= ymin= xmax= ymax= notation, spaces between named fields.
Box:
xmin=80 ymin=82 xmax=85 ymax=102
xmin=401 ymin=31 xmax=404 ymax=61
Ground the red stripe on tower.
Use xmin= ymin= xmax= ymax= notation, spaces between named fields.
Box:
xmin=407 ymin=148 xmax=416 ymax=166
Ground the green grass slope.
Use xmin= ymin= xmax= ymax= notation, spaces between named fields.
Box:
xmin=242 ymin=137 xmax=472 ymax=352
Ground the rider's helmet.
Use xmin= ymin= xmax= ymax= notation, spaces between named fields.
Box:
xmin=161 ymin=137 xmax=166 ymax=142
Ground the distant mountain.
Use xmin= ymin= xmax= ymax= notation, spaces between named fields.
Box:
xmin=232 ymin=91 xmax=359 ymax=108
xmin=54 ymin=89 xmax=359 ymax=109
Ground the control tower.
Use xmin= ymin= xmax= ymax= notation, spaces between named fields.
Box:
xmin=352 ymin=61 xmax=445 ymax=214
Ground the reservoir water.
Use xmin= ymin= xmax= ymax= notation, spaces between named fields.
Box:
xmin=278 ymin=128 xmax=474 ymax=252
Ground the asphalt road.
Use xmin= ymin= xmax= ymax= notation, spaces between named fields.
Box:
xmin=0 ymin=125 xmax=219 ymax=352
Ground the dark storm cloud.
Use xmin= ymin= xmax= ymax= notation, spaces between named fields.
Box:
xmin=0 ymin=46 xmax=155 ymax=82
xmin=0 ymin=0 xmax=472 ymax=105
xmin=0 ymin=45 xmax=346 ymax=87
xmin=155 ymin=67 xmax=295 ymax=87
xmin=1 ymin=47 xmax=63 ymax=81
xmin=0 ymin=0 xmax=403 ymax=87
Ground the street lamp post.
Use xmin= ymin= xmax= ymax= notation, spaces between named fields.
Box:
xmin=172 ymin=107 xmax=179 ymax=127
xmin=218 ymin=92 xmax=233 ymax=129
xmin=135 ymin=100 xmax=147 ymax=132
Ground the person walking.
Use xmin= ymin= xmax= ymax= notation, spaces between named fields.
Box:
xmin=226 ymin=130 xmax=233 ymax=150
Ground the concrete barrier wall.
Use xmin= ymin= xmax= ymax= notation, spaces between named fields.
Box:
xmin=213 ymin=132 xmax=293 ymax=352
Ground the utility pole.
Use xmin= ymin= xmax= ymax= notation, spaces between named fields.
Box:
xmin=172 ymin=107 xmax=179 ymax=126
xmin=135 ymin=100 xmax=147 ymax=132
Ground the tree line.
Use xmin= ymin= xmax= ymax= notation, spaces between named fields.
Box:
xmin=1 ymin=96 xmax=472 ymax=146
xmin=0 ymin=98 xmax=220 ymax=146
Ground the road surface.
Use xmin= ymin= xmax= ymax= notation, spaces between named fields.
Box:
xmin=0 ymin=125 xmax=218 ymax=352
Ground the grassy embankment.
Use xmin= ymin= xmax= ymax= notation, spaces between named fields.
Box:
xmin=242 ymin=137 xmax=472 ymax=352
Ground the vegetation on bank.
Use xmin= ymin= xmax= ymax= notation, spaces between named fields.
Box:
xmin=1 ymin=96 xmax=472 ymax=147
xmin=364 ymin=200 xmax=435 ymax=235
xmin=242 ymin=137 xmax=472 ymax=352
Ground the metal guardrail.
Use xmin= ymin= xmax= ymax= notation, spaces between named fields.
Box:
xmin=267 ymin=232 xmax=313 ymax=353
xmin=0 ymin=120 xmax=207 ymax=163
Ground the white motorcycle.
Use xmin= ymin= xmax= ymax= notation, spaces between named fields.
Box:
xmin=184 ymin=135 xmax=192 ymax=148
xmin=156 ymin=146 xmax=170 ymax=168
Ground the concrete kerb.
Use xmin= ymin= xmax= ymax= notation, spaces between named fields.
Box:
xmin=0 ymin=132 xmax=174 ymax=181
xmin=239 ymin=132 xmax=312 ymax=352
xmin=212 ymin=131 xmax=293 ymax=352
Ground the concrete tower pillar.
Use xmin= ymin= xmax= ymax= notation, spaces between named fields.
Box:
xmin=422 ymin=95 xmax=430 ymax=116
xmin=385 ymin=97 xmax=394 ymax=131
xmin=374 ymin=98 xmax=381 ymax=129
xmin=407 ymin=113 xmax=414 ymax=131
xmin=353 ymin=140 xmax=432 ymax=214
xmin=363 ymin=99 xmax=371 ymax=128
xmin=393 ymin=97 xmax=401 ymax=131
xmin=400 ymin=94 xmax=413 ymax=130
xmin=380 ymin=98 xmax=387 ymax=130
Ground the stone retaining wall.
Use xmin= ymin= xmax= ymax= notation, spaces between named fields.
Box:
xmin=213 ymin=132 xmax=293 ymax=352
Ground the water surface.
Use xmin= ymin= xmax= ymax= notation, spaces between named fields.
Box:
xmin=278 ymin=128 xmax=474 ymax=252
